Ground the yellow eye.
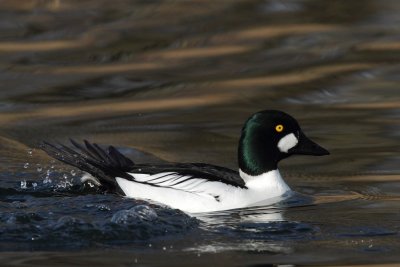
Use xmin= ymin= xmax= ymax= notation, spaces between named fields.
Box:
xmin=275 ymin=124 xmax=284 ymax=132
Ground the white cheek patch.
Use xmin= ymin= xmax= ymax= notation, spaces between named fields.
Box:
xmin=277 ymin=133 xmax=298 ymax=153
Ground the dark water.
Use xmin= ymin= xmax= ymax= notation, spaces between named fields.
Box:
xmin=1 ymin=0 xmax=400 ymax=266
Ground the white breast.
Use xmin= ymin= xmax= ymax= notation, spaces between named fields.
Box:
xmin=239 ymin=169 xmax=291 ymax=194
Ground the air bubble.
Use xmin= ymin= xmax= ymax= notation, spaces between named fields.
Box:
xmin=23 ymin=163 xmax=29 ymax=169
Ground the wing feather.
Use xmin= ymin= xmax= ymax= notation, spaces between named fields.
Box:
xmin=128 ymin=172 xmax=229 ymax=197
xmin=40 ymin=139 xmax=246 ymax=199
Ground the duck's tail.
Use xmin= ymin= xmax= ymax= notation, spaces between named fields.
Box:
xmin=39 ymin=139 xmax=135 ymax=193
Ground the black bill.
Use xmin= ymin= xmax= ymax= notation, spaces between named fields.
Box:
xmin=289 ymin=131 xmax=330 ymax=156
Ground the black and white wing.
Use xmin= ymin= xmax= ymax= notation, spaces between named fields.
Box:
xmin=127 ymin=163 xmax=246 ymax=188
xmin=40 ymin=140 xmax=246 ymax=196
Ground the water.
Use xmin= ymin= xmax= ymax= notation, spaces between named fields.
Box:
xmin=0 ymin=0 xmax=400 ymax=266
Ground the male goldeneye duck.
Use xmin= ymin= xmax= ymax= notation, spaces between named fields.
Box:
xmin=40 ymin=110 xmax=329 ymax=213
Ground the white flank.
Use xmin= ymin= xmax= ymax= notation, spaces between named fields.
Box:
xmin=115 ymin=169 xmax=291 ymax=213
xmin=277 ymin=133 xmax=298 ymax=153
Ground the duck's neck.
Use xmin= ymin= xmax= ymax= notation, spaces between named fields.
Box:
xmin=239 ymin=169 xmax=291 ymax=193
xmin=238 ymin=121 xmax=281 ymax=176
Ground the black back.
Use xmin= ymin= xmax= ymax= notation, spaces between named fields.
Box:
xmin=129 ymin=162 xmax=246 ymax=188
xmin=40 ymin=140 xmax=246 ymax=193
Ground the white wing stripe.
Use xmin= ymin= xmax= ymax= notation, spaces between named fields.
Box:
xmin=147 ymin=172 xmax=176 ymax=179
xmin=129 ymin=172 xmax=174 ymax=182
xmin=183 ymin=179 xmax=207 ymax=191
xmin=146 ymin=174 xmax=182 ymax=185
xmin=173 ymin=179 xmax=207 ymax=191
xmin=166 ymin=176 xmax=193 ymax=186
xmin=128 ymin=172 xmax=220 ymax=195
xmin=155 ymin=175 xmax=190 ymax=187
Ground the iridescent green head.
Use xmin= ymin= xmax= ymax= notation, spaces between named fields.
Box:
xmin=238 ymin=110 xmax=329 ymax=176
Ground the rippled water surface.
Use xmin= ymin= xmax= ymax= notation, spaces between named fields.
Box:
xmin=1 ymin=0 xmax=400 ymax=266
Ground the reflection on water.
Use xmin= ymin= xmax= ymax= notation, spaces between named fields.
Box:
xmin=0 ymin=0 xmax=400 ymax=266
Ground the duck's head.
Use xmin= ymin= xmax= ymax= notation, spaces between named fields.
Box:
xmin=238 ymin=110 xmax=329 ymax=176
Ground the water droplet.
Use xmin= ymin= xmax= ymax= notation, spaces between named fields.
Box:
xmin=36 ymin=164 xmax=42 ymax=172
xmin=197 ymin=253 xmax=201 ymax=257
xmin=27 ymin=149 xmax=33 ymax=157
xmin=134 ymin=258 xmax=138 ymax=263
xmin=63 ymin=174 xmax=68 ymax=179
xmin=70 ymin=170 xmax=76 ymax=176
xmin=148 ymin=244 xmax=152 ymax=248
xmin=96 ymin=204 xmax=111 ymax=211
xmin=43 ymin=170 xmax=52 ymax=184
xmin=6 ymin=216 xmax=16 ymax=224
xmin=12 ymin=201 xmax=27 ymax=209
xmin=23 ymin=163 xmax=29 ymax=169
xmin=32 ymin=182 xmax=37 ymax=189
xmin=162 ymin=246 xmax=166 ymax=251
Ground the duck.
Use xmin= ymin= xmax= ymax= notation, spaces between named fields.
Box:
xmin=40 ymin=110 xmax=329 ymax=213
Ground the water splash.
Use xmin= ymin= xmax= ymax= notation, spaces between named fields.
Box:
xmin=36 ymin=164 xmax=42 ymax=172
xmin=111 ymin=205 xmax=158 ymax=224
xmin=0 ymin=194 xmax=198 ymax=250
xmin=20 ymin=180 xmax=27 ymax=189
xmin=43 ymin=169 xmax=52 ymax=184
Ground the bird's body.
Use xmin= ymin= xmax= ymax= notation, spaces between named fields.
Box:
xmin=115 ymin=169 xmax=290 ymax=213
xmin=40 ymin=110 xmax=329 ymax=213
